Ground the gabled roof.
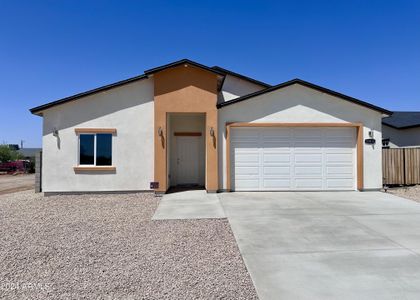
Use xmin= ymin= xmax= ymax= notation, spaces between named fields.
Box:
xmin=217 ymin=78 xmax=392 ymax=115
xmin=30 ymin=74 xmax=148 ymax=115
xmin=29 ymin=60 xmax=392 ymax=116
xmin=211 ymin=66 xmax=271 ymax=88
xmin=382 ymin=111 xmax=420 ymax=129
xmin=30 ymin=59 xmax=228 ymax=115
xmin=144 ymin=59 xmax=225 ymax=76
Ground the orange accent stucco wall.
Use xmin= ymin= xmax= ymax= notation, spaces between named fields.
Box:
xmin=154 ymin=65 xmax=219 ymax=192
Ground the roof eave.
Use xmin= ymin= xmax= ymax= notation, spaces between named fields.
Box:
xmin=382 ymin=122 xmax=420 ymax=130
xmin=29 ymin=74 xmax=148 ymax=115
xmin=217 ymin=79 xmax=392 ymax=115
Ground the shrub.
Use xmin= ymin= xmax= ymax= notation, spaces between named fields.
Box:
xmin=0 ymin=145 xmax=23 ymax=163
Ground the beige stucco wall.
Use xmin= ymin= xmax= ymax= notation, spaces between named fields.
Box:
xmin=382 ymin=124 xmax=420 ymax=148
xmin=219 ymin=74 xmax=266 ymax=102
xmin=41 ymin=78 xmax=154 ymax=192
xmin=153 ymin=65 xmax=219 ymax=192
xmin=218 ymin=84 xmax=384 ymax=190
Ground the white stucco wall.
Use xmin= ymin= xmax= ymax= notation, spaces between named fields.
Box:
xmin=218 ymin=84 xmax=384 ymax=190
xmin=41 ymin=78 xmax=154 ymax=192
xmin=382 ymin=124 xmax=420 ymax=148
xmin=219 ymin=74 xmax=266 ymax=102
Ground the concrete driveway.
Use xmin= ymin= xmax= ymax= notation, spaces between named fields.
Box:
xmin=218 ymin=192 xmax=420 ymax=300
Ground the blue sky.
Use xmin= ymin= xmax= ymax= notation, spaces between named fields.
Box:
xmin=1 ymin=0 xmax=419 ymax=147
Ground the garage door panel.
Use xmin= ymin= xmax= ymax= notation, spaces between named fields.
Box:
xmin=325 ymin=143 xmax=355 ymax=149
xmin=263 ymin=153 xmax=291 ymax=164
xmin=263 ymin=166 xmax=291 ymax=176
xmin=234 ymin=153 xmax=259 ymax=163
xmin=295 ymin=153 xmax=322 ymax=163
xmin=325 ymin=153 xmax=353 ymax=163
xmin=231 ymin=127 xmax=356 ymax=191
xmin=326 ymin=166 xmax=353 ymax=177
xmin=235 ymin=166 xmax=259 ymax=175
xmin=262 ymin=142 xmax=293 ymax=149
xmin=294 ymin=146 xmax=323 ymax=152
xmin=262 ymin=147 xmax=291 ymax=154
xmin=326 ymin=178 xmax=354 ymax=189
xmin=235 ymin=180 xmax=260 ymax=190
xmin=263 ymin=179 xmax=292 ymax=189
xmin=295 ymin=178 xmax=323 ymax=189
xmin=295 ymin=166 xmax=322 ymax=176
xmin=233 ymin=143 xmax=259 ymax=151
xmin=324 ymin=148 xmax=354 ymax=154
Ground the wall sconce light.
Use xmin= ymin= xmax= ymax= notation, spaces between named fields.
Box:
xmin=369 ymin=130 xmax=374 ymax=138
xmin=210 ymin=127 xmax=214 ymax=137
xmin=158 ymin=127 xmax=163 ymax=137
xmin=53 ymin=128 xmax=59 ymax=137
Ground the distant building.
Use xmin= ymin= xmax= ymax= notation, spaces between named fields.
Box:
xmin=8 ymin=144 xmax=19 ymax=150
xmin=18 ymin=148 xmax=41 ymax=159
xmin=382 ymin=112 xmax=420 ymax=148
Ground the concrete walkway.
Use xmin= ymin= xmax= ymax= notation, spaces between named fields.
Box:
xmin=152 ymin=190 xmax=225 ymax=220
xmin=218 ymin=191 xmax=420 ymax=300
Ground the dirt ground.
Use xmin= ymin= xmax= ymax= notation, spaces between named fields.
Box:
xmin=0 ymin=174 xmax=35 ymax=195
xmin=386 ymin=185 xmax=420 ymax=203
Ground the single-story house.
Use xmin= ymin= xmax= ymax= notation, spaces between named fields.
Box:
xmin=382 ymin=112 xmax=420 ymax=148
xmin=30 ymin=59 xmax=391 ymax=194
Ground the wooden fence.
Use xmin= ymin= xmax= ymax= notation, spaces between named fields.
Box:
xmin=383 ymin=148 xmax=420 ymax=185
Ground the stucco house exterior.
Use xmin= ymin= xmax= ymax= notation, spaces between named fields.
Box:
xmin=30 ymin=59 xmax=391 ymax=194
xmin=382 ymin=112 xmax=420 ymax=148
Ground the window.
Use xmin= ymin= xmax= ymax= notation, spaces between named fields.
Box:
xmin=79 ymin=135 xmax=95 ymax=164
xmin=79 ymin=133 xmax=112 ymax=166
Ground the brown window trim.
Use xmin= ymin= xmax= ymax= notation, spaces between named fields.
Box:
xmin=75 ymin=128 xmax=117 ymax=134
xmin=73 ymin=166 xmax=116 ymax=172
xmin=225 ymin=122 xmax=364 ymax=191
xmin=174 ymin=132 xmax=202 ymax=136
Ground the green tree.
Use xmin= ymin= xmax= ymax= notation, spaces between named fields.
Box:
xmin=0 ymin=145 xmax=23 ymax=163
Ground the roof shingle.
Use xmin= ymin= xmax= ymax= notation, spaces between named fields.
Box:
xmin=382 ymin=112 xmax=420 ymax=129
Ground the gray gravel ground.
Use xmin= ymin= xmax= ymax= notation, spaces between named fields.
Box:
xmin=386 ymin=185 xmax=420 ymax=203
xmin=0 ymin=191 xmax=257 ymax=300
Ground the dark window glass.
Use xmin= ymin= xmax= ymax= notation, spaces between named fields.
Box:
xmin=96 ymin=134 xmax=112 ymax=166
xmin=79 ymin=135 xmax=94 ymax=165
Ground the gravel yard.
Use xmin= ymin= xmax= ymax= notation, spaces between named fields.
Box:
xmin=0 ymin=191 xmax=257 ymax=300
xmin=386 ymin=185 xmax=420 ymax=203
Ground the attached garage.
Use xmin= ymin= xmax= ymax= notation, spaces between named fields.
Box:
xmin=228 ymin=125 xmax=361 ymax=191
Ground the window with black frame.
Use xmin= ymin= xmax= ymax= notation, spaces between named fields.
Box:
xmin=79 ymin=133 xmax=112 ymax=166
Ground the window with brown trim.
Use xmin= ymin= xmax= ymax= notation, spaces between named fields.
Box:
xmin=78 ymin=133 xmax=112 ymax=166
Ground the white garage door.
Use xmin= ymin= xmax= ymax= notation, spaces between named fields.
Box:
xmin=231 ymin=127 xmax=357 ymax=191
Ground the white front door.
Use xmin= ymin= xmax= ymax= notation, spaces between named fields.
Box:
xmin=176 ymin=136 xmax=200 ymax=185
xmin=231 ymin=127 xmax=357 ymax=191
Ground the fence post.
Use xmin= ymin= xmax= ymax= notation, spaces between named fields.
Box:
xmin=404 ymin=148 xmax=420 ymax=185
xmin=35 ymin=150 xmax=42 ymax=193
